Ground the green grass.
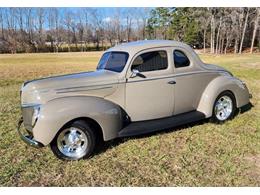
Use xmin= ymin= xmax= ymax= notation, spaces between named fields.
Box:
xmin=0 ymin=52 xmax=259 ymax=186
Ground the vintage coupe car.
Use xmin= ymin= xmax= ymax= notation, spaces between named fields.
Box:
xmin=18 ymin=40 xmax=251 ymax=160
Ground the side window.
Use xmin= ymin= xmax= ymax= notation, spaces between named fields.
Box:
xmin=131 ymin=51 xmax=168 ymax=72
xmin=173 ymin=50 xmax=190 ymax=68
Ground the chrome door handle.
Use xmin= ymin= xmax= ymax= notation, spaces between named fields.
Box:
xmin=168 ymin=80 xmax=176 ymax=85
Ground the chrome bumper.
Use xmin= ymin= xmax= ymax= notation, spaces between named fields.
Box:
xmin=17 ymin=117 xmax=44 ymax=148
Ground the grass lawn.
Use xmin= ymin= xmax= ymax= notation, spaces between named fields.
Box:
xmin=0 ymin=52 xmax=259 ymax=186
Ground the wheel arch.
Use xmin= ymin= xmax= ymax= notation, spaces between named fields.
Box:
xmin=197 ymin=75 xmax=244 ymax=118
xmin=33 ymin=96 xmax=125 ymax=146
xmin=57 ymin=117 xmax=104 ymax=142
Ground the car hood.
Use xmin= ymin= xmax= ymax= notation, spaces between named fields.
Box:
xmin=23 ymin=69 xmax=119 ymax=91
xmin=21 ymin=70 xmax=121 ymax=104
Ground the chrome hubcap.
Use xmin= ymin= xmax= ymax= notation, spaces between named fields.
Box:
xmin=57 ymin=127 xmax=88 ymax=158
xmin=214 ymin=95 xmax=233 ymax=121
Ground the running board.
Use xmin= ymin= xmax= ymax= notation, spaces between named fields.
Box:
xmin=118 ymin=111 xmax=205 ymax=137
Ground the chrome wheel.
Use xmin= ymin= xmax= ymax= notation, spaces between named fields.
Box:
xmin=214 ymin=95 xmax=233 ymax=121
xmin=57 ymin=127 xmax=88 ymax=159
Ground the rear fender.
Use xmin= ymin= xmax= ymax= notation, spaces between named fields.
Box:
xmin=197 ymin=75 xmax=250 ymax=118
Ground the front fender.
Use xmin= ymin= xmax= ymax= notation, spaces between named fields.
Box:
xmin=33 ymin=96 xmax=124 ymax=145
xmin=197 ymin=75 xmax=250 ymax=118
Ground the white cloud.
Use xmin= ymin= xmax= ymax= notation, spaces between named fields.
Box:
xmin=103 ymin=17 xmax=111 ymax=22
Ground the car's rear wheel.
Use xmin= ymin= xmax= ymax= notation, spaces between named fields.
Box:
xmin=211 ymin=91 xmax=236 ymax=123
xmin=50 ymin=120 xmax=96 ymax=160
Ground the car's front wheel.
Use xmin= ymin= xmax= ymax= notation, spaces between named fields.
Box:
xmin=50 ymin=120 xmax=96 ymax=160
xmin=211 ymin=91 xmax=236 ymax=123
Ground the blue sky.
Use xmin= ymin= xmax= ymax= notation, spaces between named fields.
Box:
xmin=0 ymin=7 xmax=152 ymax=29
xmin=60 ymin=7 xmax=151 ymax=17
xmin=54 ymin=7 xmax=152 ymax=28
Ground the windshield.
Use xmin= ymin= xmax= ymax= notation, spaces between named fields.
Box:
xmin=97 ymin=52 xmax=129 ymax=72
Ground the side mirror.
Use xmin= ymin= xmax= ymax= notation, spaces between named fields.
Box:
xmin=130 ymin=69 xmax=146 ymax=78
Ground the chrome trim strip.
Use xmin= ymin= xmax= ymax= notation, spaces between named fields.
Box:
xmin=173 ymin=70 xmax=222 ymax=77
xmin=56 ymin=86 xmax=113 ymax=94
xmin=55 ymin=82 xmax=121 ymax=91
xmin=127 ymin=70 xmax=220 ymax=83
xmin=21 ymin=103 xmax=41 ymax=108
xmin=55 ymin=70 xmax=224 ymax=88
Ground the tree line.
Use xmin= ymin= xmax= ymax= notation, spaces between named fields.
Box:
xmin=0 ymin=8 xmax=149 ymax=53
xmin=0 ymin=7 xmax=259 ymax=54
xmin=147 ymin=7 xmax=260 ymax=54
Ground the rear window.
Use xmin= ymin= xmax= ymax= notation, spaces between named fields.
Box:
xmin=173 ymin=50 xmax=190 ymax=68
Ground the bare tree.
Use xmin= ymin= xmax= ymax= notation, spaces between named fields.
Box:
xmin=25 ymin=8 xmax=35 ymax=47
xmin=239 ymin=8 xmax=250 ymax=54
xmin=230 ymin=8 xmax=242 ymax=54
xmin=76 ymin=10 xmax=85 ymax=51
xmin=210 ymin=8 xmax=216 ymax=54
xmin=222 ymin=9 xmax=233 ymax=54
xmin=0 ymin=7 xmax=259 ymax=54
xmin=0 ymin=8 xmax=4 ymax=38
xmin=250 ymin=8 xmax=260 ymax=53
xmin=47 ymin=8 xmax=55 ymax=52
xmin=104 ymin=18 xmax=116 ymax=46
xmin=134 ymin=8 xmax=149 ymax=40
xmin=35 ymin=8 xmax=45 ymax=51
xmin=215 ymin=16 xmax=222 ymax=54
xmin=125 ymin=9 xmax=133 ymax=42
xmin=196 ymin=8 xmax=211 ymax=53
xmin=114 ymin=8 xmax=122 ymax=43
xmin=54 ymin=8 xmax=61 ymax=52
xmin=64 ymin=9 xmax=73 ymax=52
xmin=90 ymin=9 xmax=104 ymax=49
xmin=82 ymin=8 xmax=93 ymax=50
xmin=5 ymin=8 xmax=18 ymax=53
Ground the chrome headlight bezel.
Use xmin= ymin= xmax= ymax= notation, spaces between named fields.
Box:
xmin=21 ymin=104 xmax=41 ymax=130
xmin=31 ymin=105 xmax=41 ymax=127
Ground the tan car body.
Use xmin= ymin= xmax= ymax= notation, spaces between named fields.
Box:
xmin=19 ymin=40 xmax=250 ymax=146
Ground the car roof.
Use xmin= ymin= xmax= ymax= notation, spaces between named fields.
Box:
xmin=107 ymin=40 xmax=191 ymax=54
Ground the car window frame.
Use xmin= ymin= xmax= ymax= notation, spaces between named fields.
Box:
xmin=130 ymin=50 xmax=169 ymax=73
xmin=97 ymin=51 xmax=130 ymax=73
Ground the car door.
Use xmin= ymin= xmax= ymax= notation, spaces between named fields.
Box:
xmin=172 ymin=48 xmax=215 ymax=115
xmin=125 ymin=49 xmax=175 ymax=121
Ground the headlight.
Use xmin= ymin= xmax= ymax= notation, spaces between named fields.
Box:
xmin=31 ymin=105 xmax=41 ymax=127
xmin=21 ymin=104 xmax=41 ymax=131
